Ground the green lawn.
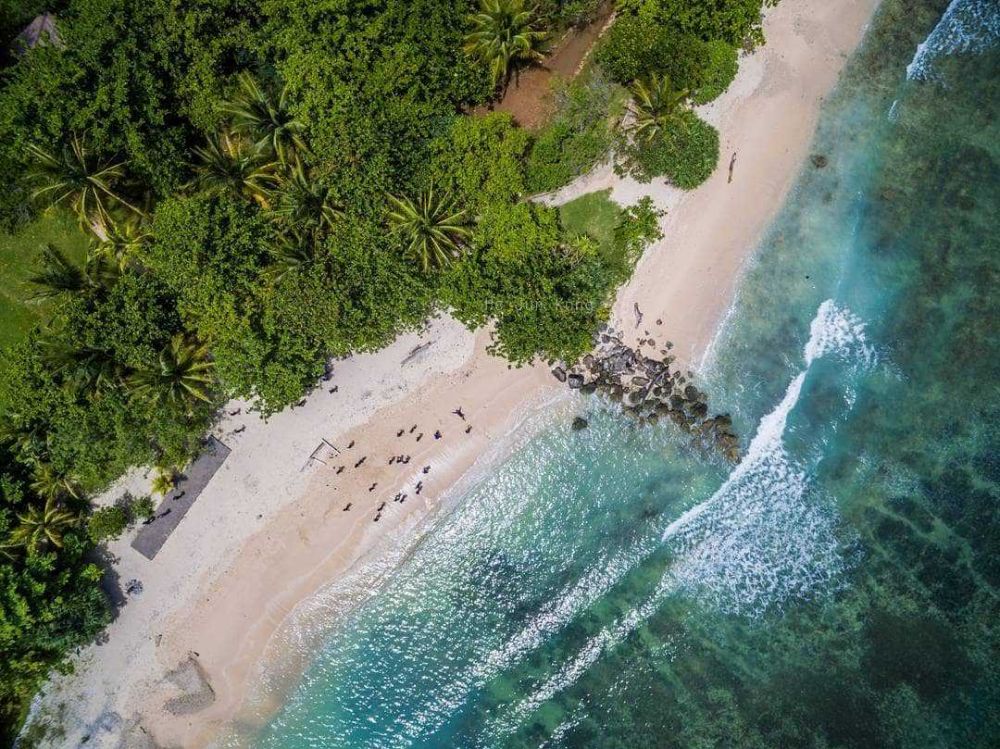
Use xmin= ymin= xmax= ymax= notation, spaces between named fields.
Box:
xmin=558 ymin=188 xmax=621 ymax=249
xmin=0 ymin=210 xmax=90 ymax=350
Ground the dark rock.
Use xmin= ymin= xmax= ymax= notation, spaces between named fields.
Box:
xmin=571 ymin=416 xmax=589 ymax=431
xmin=552 ymin=367 xmax=567 ymax=382
xmin=811 ymin=154 xmax=829 ymax=168
xmin=580 ymin=382 xmax=598 ymax=395
xmin=632 ymin=376 xmax=649 ymax=387
xmin=567 ymin=373 xmax=585 ymax=389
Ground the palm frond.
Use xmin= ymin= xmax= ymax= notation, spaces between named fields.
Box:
xmin=627 ymin=73 xmax=690 ymax=142
xmin=190 ymin=131 xmax=278 ymax=206
xmin=387 ymin=189 xmax=472 ymax=272
xmin=127 ymin=333 xmax=215 ymax=410
xmin=220 ymin=71 xmax=308 ymax=165
xmin=464 ymin=0 xmax=549 ymax=91
xmin=26 ymin=134 xmax=140 ymax=232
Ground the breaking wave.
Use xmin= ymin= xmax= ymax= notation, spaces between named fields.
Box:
xmin=906 ymin=0 xmax=1000 ymax=80
xmin=486 ymin=301 xmax=877 ymax=740
xmin=662 ymin=299 xmax=875 ymax=615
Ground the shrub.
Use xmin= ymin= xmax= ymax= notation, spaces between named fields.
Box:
xmin=131 ymin=495 xmax=155 ymax=521
xmin=693 ymin=41 xmax=739 ymax=104
xmin=619 ymin=0 xmax=776 ymax=49
xmin=620 ymin=110 xmax=719 ymax=189
xmin=525 ymin=71 xmax=625 ymax=193
xmin=595 ymin=15 xmax=708 ymax=92
xmin=88 ymin=505 xmax=129 ymax=543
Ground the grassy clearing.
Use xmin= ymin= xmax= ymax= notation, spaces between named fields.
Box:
xmin=558 ymin=188 xmax=621 ymax=249
xmin=0 ymin=210 xmax=90 ymax=350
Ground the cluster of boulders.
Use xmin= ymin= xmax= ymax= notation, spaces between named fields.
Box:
xmin=553 ymin=326 xmax=741 ymax=463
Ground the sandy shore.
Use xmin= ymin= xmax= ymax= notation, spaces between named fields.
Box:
xmin=26 ymin=1 xmax=880 ymax=747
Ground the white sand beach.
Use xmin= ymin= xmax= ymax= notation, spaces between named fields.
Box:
xmin=26 ymin=1 xmax=881 ymax=746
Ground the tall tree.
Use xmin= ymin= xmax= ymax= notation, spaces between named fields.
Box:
xmin=271 ymin=158 xmax=343 ymax=234
xmin=8 ymin=497 xmax=79 ymax=553
xmin=29 ymin=463 xmax=81 ymax=502
xmin=387 ymin=190 xmax=472 ymax=272
xmin=93 ymin=211 xmax=150 ymax=269
xmin=27 ymin=245 xmax=120 ymax=302
xmin=220 ymin=72 xmax=307 ymax=165
xmin=40 ymin=338 xmax=123 ymax=397
xmin=265 ymin=230 xmax=324 ymax=282
xmin=26 ymin=135 xmax=141 ymax=232
xmin=464 ymin=0 xmax=548 ymax=92
xmin=126 ymin=334 xmax=215 ymax=411
xmin=190 ymin=131 xmax=277 ymax=206
xmin=627 ymin=73 xmax=690 ymax=142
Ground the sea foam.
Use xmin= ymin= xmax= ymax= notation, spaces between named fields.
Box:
xmin=662 ymin=299 xmax=874 ymax=616
xmin=906 ymin=0 xmax=1000 ymax=80
xmin=487 ymin=301 xmax=878 ymax=740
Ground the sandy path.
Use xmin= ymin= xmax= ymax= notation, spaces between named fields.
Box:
xmin=25 ymin=1 xmax=880 ymax=747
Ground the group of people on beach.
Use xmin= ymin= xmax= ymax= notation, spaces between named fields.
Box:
xmin=332 ymin=407 xmax=473 ymax=523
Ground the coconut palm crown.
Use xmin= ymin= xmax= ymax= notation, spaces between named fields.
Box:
xmin=127 ymin=333 xmax=215 ymax=410
xmin=28 ymin=244 xmax=120 ymax=302
xmin=220 ymin=71 xmax=307 ymax=164
xmin=8 ymin=497 xmax=79 ymax=553
xmin=464 ymin=0 xmax=548 ymax=91
xmin=26 ymin=134 xmax=141 ymax=232
xmin=628 ymin=72 xmax=690 ymax=142
xmin=190 ymin=131 xmax=277 ymax=206
xmin=387 ymin=189 xmax=472 ymax=272
xmin=271 ymin=158 xmax=343 ymax=234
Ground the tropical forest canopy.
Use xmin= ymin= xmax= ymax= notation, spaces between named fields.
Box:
xmin=0 ymin=0 xmax=774 ymax=740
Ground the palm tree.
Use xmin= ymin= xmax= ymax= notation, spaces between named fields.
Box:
xmin=464 ymin=0 xmax=549 ymax=92
xmin=93 ymin=211 xmax=150 ymax=269
xmin=26 ymin=134 xmax=141 ymax=232
xmin=220 ymin=71 xmax=307 ymax=165
xmin=28 ymin=244 xmax=120 ymax=301
xmin=387 ymin=189 xmax=472 ymax=272
xmin=190 ymin=131 xmax=277 ymax=206
xmin=41 ymin=338 xmax=122 ymax=396
xmin=8 ymin=497 xmax=79 ymax=553
xmin=0 ymin=417 xmax=47 ymax=466
xmin=151 ymin=466 xmax=176 ymax=497
xmin=127 ymin=333 xmax=215 ymax=410
xmin=627 ymin=73 xmax=690 ymax=142
xmin=266 ymin=230 xmax=324 ymax=282
xmin=271 ymin=158 xmax=343 ymax=234
xmin=28 ymin=244 xmax=86 ymax=300
xmin=29 ymin=462 xmax=81 ymax=502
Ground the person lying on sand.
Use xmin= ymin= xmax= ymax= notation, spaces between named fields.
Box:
xmin=452 ymin=407 xmax=465 ymax=420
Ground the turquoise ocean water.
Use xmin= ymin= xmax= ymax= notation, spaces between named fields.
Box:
xmin=239 ymin=1 xmax=1000 ymax=746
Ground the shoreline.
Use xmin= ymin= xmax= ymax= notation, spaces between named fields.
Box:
xmin=27 ymin=1 xmax=881 ymax=746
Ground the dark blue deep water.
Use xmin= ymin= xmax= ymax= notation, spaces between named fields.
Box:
xmin=238 ymin=1 xmax=1000 ymax=746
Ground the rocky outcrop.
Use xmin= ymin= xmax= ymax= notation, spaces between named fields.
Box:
xmin=553 ymin=325 xmax=741 ymax=462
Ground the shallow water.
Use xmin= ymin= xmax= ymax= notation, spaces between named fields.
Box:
xmin=242 ymin=1 xmax=1000 ymax=746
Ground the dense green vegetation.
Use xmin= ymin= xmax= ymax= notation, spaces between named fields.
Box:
xmin=525 ymin=69 xmax=627 ymax=193
xmin=596 ymin=0 xmax=777 ymax=186
xmin=0 ymin=0 xmax=774 ymax=740
xmin=0 ymin=211 xmax=88 ymax=349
